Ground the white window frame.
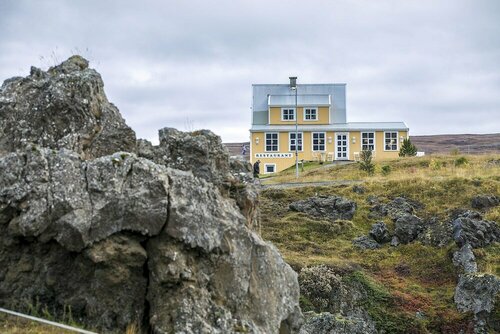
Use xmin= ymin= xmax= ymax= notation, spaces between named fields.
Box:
xmin=264 ymin=163 xmax=277 ymax=174
xmin=281 ymin=108 xmax=296 ymax=121
xmin=384 ymin=131 xmax=399 ymax=151
xmin=361 ymin=132 xmax=375 ymax=152
xmin=335 ymin=132 xmax=350 ymax=160
xmin=289 ymin=132 xmax=303 ymax=152
xmin=265 ymin=132 xmax=279 ymax=152
xmin=303 ymin=107 xmax=318 ymax=121
xmin=312 ymin=132 xmax=326 ymax=152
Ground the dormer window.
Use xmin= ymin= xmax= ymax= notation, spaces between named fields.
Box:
xmin=304 ymin=107 xmax=318 ymax=121
xmin=281 ymin=108 xmax=295 ymax=121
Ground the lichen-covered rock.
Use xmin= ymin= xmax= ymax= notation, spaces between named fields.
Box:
xmin=0 ymin=55 xmax=136 ymax=159
xmin=471 ymin=194 xmax=499 ymax=210
xmin=289 ymin=196 xmax=356 ymax=221
xmin=454 ymin=273 xmax=500 ymax=328
xmin=452 ymin=211 xmax=500 ymax=248
xmin=452 ymin=243 xmax=478 ymax=274
xmin=298 ymin=266 xmax=378 ymax=333
xmin=416 ymin=217 xmax=453 ymax=247
xmin=299 ymin=312 xmax=377 ymax=334
xmin=369 ymin=197 xmax=420 ymax=220
xmin=352 ymin=236 xmax=380 ymax=250
xmin=369 ymin=221 xmax=391 ymax=244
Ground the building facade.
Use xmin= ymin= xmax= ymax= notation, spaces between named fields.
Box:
xmin=250 ymin=83 xmax=409 ymax=174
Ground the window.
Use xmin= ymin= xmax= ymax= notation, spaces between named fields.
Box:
xmin=264 ymin=163 xmax=276 ymax=174
xmin=289 ymin=132 xmax=303 ymax=151
xmin=312 ymin=132 xmax=326 ymax=151
xmin=384 ymin=132 xmax=398 ymax=151
xmin=361 ymin=132 xmax=375 ymax=151
xmin=304 ymin=107 xmax=318 ymax=120
xmin=265 ymin=132 xmax=279 ymax=152
xmin=281 ymin=108 xmax=295 ymax=121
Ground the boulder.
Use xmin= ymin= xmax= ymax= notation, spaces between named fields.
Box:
xmin=393 ymin=214 xmax=424 ymax=244
xmin=471 ymin=195 xmax=499 ymax=210
xmin=299 ymin=312 xmax=377 ymax=334
xmin=369 ymin=197 xmax=422 ymax=220
xmin=452 ymin=211 xmax=500 ymax=248
xmin=289 ymin=196 xmax=356 ymax=221
xmin=352 ymin=185 xmax=366 ymax=194
xmin=454 ymin=273 xmax=500 ymax=331
xmin=0 ymin=55 xmax=136 ymax=159
xmin=369 ymin=222 xmax=391 ymax=244
xmin=352 ymin=236 xmax=380 ymax=250
xmin=452 ymin=243 xmax=478 ymax=274
xmin=0 ymin=57 xmax=302 ymax=334
xmin=416 ymin=217 xmax=453 ymax=247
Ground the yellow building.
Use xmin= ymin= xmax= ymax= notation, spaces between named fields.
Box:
xmin=250 ymin=81 xmax=409 ymax=174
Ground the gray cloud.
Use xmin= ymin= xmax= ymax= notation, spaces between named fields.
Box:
xmin=1 ymin=0 xmax=499 ymax=142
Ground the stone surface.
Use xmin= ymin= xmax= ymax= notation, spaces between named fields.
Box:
xmin=299 ymin=312 xmax=377 ymax=334
xmin=416 ymin=217 xmax=453 ymax=247
xmin=452 ymin=211 xmax=500 ymax=248
xmin=0 ymin=57 xmax=302 ymax=334
xmin=352 ymin=236 xmax=380 ymax=250
xmin=298 ymin=266 xmax=378 ymax=333
xmin=452 ymin=243 xmax=478 ymax=274
xmin=0 ymin=55 xmax=136 ymax=159
xmin=393 ymin=213 xmax=424 ymax=244
xmin=289 ymin=196 xmax=356 ymax=221
xmin=369 ymin=197 xmax=420 ymax=220
xmin=455 ymin=273 xmax=500 ymax=315
xmin=369 ymin=221 xmax=391 ymax=244
xmin=471 ymin=195 xmax=499 ymax=210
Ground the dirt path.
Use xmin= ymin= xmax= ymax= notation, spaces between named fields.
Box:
xmin=260 ymin=179 xmax=362 ymax=190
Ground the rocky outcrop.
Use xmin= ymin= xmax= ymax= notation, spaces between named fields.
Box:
xmin=369 ymin=197 xmax=421 ymax=220
xmin=392 ymin=213 xmax=424 ymax=245
xmin=454 ymin=273 xmax=500 ymax=333
xmin=0 ymin=57 xmax=302 ymax=333
xmin=299 ymin=312 xmax=377 ymax=334
xmin=452 ymin=243 xmax=478 ymax=274
xmin=298 ymin=266 xmax=378 ymax=334
xmin=369 ymin=222 xmax=391 ymax=244
xmin=452 ymin=211 xmax=500 ymax=248
xmin=352 ymin=236 xmax=380 ymax=250
xmin=471 ymin=195 xmax=499 ymax=210
xmin=289 ymin=196 xmax=356 ymax=221
xmin=0 ymin=55 xmax=136 ymax=159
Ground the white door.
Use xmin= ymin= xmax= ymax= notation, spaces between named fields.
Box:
xmin=335 ymin=132 xmax=349 ymax=160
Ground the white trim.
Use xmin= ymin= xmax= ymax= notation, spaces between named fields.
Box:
xmin=288 ymin=131 xmax=304 ymax=152
xmin=311 ymin=131 xmax=326 ymax=152
xmin=383 ymin=131 xmax=399 ymax=151
xmin=264 ymin=132 xmax=279 ymax=152
xmin=303 ymin=107 xmax=318 ymax=121
xmin=361 ymin=132 xmax=376 ymax=152
xmin=249 ymin=132 xmax=253 ymax=164
xmin=264 ymin=163 xmax=277 ymax=174
xmin=280 ymin=107 xmax=296 ymax=122
xmin=335 ymin=132 xmax=350 ymax=160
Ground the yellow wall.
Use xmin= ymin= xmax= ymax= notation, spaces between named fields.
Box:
xmin=250 ymin=130 xmax=408 ymax=173
xmin=269 ymin=106 xmax=330 ymax=125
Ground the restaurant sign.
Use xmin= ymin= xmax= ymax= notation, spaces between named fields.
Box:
xmin=255 ymin=153 xmax=293 ymax=158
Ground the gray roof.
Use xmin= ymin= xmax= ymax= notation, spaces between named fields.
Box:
xmin=250 ymin=122 xmax=409 ymax=132
xmin=252 ymin=83 xmax=346 ymax=124
xmin=268 ymin=94 xmax=331 ymax=106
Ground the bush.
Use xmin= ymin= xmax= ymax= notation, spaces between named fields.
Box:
xmin=455 ymin=156 xmax=468 ymax=167
xmin=429 ymin=159 xmax=442 ymax=170
xmin=399 ymin=138 xmax=417 ymax=157
xmin=359 ymin=150 xmax=375 ymax=175
xmin=381 ymin=165 xmax=391 ymax=176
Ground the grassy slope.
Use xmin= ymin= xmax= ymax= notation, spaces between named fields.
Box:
xmin=261 ymin=154 xmax=500 ymax=333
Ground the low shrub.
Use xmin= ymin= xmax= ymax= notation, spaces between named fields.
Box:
xmin=455 ymin=156 xmax=468 ymax=167
xmin=381 ymin=165 xmax=392 ymax=176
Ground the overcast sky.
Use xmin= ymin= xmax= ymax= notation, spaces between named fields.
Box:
xmin=1 ymin=0 xmax=499 ymax=143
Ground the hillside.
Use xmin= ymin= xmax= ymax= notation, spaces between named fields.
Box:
xmin=260 ymin=154 xmax=500 ymax=333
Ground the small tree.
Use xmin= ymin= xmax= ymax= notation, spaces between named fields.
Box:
xmin=359 ymin=150 xmax=375 ymax=175
xmin=399 ymin=138 xmax=417 ymax=157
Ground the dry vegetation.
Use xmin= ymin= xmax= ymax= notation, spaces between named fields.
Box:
xmin=260 ymin=153 xmax=500 ymax=333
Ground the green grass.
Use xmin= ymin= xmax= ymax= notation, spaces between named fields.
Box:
xmin=260 ymin=154 xmax=500 ymax=333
